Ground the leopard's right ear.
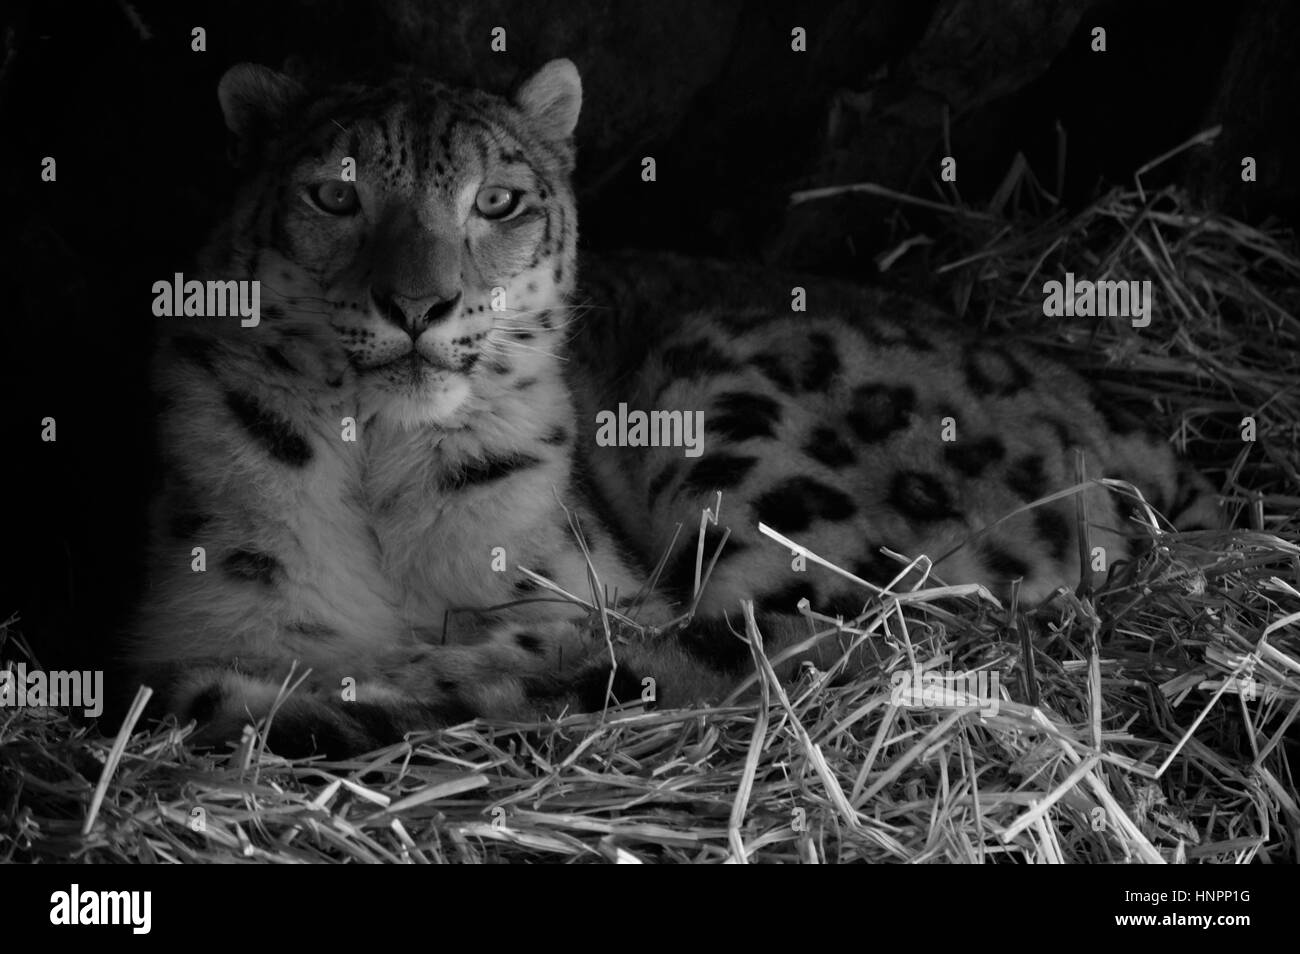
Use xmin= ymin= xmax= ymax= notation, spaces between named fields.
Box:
xmin=218 ymin=64 xmax=305 ymax=161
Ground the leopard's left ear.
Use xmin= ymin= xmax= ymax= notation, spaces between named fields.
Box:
xmin=514 ymin=59 xmax=582 ymax=143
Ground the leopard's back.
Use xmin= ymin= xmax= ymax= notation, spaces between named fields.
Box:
xmin=579 ymin=259 xmax=1216 ymax=627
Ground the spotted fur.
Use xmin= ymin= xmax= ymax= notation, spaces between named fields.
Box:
xmin=586 ymin=306 xmax=1220 ymax=621
xmin=132 ymin=61 xmax=1218 ymax=758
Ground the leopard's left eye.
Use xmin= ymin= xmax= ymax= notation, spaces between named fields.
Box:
xmin=310 ymin=181 xmax=360 ymax=215
xmin=475 ymin=186 xmax=521 ymax=220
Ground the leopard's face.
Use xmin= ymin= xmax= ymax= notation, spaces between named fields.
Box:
xmin=222 ymin=62 xmax=582 ymax=427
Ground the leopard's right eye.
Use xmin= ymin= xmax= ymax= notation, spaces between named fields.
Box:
xmin=475 ymin=186 xmax=522 ymax=220
xmin=309 ymin=181 xmax=360 ymax=215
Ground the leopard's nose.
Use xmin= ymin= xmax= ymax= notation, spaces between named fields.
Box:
xmin=372 ymin=289 xmax=463 ymax=337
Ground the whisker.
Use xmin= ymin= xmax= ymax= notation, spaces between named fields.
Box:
xmin=483 ymin=337 xmax=568 ymax=362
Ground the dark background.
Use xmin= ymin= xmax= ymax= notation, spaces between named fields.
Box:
xmin=2 ymin=0 xmax=1297 ymax=682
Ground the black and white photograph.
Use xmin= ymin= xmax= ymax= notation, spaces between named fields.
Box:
xmin=1 ymin=0 xmax=1297 ymax=891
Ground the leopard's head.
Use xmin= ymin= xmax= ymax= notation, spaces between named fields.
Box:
xmin=217 ymin=59 xmax=582 ymax=427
